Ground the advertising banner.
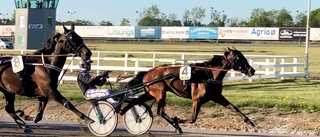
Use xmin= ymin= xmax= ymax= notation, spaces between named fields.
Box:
xmin=161 ymin=27 xmax=189 ymax=39
xmin=189 ymin=27 xmax=218 ymax=39
xmin=310 ymin=28 xmax=320 ymax=41
xmin=81 ymin=26 xmax=108 ymax=37
xmin=218 ymin=27 xmax=249 ymax=39
xmin=135 ymin=26 xmax=161 ymax=38
xmin=248 ymin=28 xmax=279 ymax=40
xmin=279 ymin=28 xmax=306 ymax=40
xmin=108 ymin=26 xmax=135 ymax=38
xmin=55 ymin=26 xmax=86 ymax=37
xmin=0 ymin=25 xmax=15 ymax=36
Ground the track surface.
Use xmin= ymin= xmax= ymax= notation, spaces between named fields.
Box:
xmin=0 ymin=117 xmax=312 ymax=137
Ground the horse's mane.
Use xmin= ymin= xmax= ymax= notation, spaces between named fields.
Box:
xmin=33 ymin=33 xmax=62 ymax=55
xmin=191 ymin=55 xmax=224 ymax=67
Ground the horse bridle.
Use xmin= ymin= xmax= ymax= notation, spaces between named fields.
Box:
xmin=65 ymin=30 xmax=85 ymax=55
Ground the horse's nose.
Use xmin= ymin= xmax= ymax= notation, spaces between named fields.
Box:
xmin=250 ymin=68 xmax=255 ymax=76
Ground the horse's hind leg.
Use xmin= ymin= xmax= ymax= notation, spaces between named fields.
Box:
xmin=3 ymin=91 xmax=33 ymax=133
xmin=213 ymin=95 xmax=256 ymax=128
xmin=152 ymin=90 xmax=183 ymax=133
xmin=34 ymin=97 xmax=48 ymax=123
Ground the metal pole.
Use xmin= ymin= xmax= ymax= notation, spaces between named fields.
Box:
xmin=305 ymin=0 xmax=311 ymax=80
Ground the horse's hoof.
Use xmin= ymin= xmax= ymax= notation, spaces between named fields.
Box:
xmin=24 ymin=128 xmax=33 ymax=133
xmin=34 ymin=113 xmax=43 ymax=123
xmin=175 ymin=127 xmax=182 ymax=134
xmin=84 ymin=117 xmax=95 ymax=124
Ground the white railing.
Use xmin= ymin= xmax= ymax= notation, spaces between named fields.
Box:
xmin=1 ymin=50 xmax=304 ymax=83
xmin=55 ymin=51 xmax=304 ymax=83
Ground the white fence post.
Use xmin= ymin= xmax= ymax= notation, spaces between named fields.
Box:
xmin=124 ymin=52 xmax=128 ymax=74
xmin=97 ymin=51 xmax=100 ymax=75
xmin=281 ymin=58 xmax=285 ymax=80
xmin=135 ymin=60 xmax=139 ymax=74
xmin=153 ymin=52 xmax=156 ymax=67
xmin=266 ymin=58 xmax=270 ymax=75
xmin=181 ymin=54 xmax=185 ymax=65
xmin=293 ymin=57 xmax=298 ymax=73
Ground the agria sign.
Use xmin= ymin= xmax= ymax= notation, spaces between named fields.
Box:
xmin=249 ymin=28 xmax=279 ymax=40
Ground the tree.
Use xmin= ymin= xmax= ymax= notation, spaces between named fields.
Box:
xmin=207 ymin=10 xmax=227 ymax=27
xmin=163 ymin=13 xmax=181 ymax=26
xmin=145 ymin=5 xmax=161 ymax=19
xmin=182 ymin=10 xmax=193 ymax=26
xmin=190 ymin=7 xmax=206 ymax=26
xmin=138 ymin=16 xmax=161 ymax=26
xmin=226 ymin=18 xmax=247 ymax=27
xmin=138 ymin=5 xmax=163 ymax=26
xmin=73 ymin=19 xmax=94 ymax=26
xmin=310 ymin=8 xmax=320 ymax=27
xmin=247 ymin=8 xmax=274 ymax=27
xmin=0 ymin=12 xmax=15 ymax=25
xmin=295 ymin=11 xmax=307 ymax=27
xmin=276 ymin=8 xmax=293 ymax=27
xmin=99 ymin=20 xmax=113 ymax=26
xmin=119 ymin=18 xmax=130 ymax=26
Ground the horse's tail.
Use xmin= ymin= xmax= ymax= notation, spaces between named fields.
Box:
xmin=126 ymin=71 xmax=148 ymax=88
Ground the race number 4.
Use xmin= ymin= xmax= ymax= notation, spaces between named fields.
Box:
xmin=11 ymin=55 xmax=24 ymax=73
xmin=179 ymin=66 xmax=191 ymax=80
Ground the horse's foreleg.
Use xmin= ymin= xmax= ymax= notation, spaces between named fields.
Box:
xmin=4 ymin=92 xmax=33 ymax=133
xmin=50 ymin=90 xmax=94 ymax=124
xmin=213 ymin=95 xmax=256 ymax=128
xmin=179 ymin=100 xmax=202 ymax=124
xmin=34 ymin=97 xmax=48 ymax=123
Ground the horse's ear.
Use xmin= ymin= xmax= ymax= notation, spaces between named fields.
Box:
xmin=63 ymin=24 xmax=68 ymax=33
xmin=227 ymin=47 xmax=232 ymax=52
xmin=232 ymin=46 xmax=236 ymax=50
xmin=71 ymin=24 xmax=75 ymax=31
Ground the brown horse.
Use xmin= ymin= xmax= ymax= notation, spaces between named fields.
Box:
xmin=119 ymin=47 xmax=256 ymax=133
xmin=0 ymin=24 xmax=94 ymax=133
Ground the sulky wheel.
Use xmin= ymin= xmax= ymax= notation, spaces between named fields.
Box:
xmin=123 ymin=103 xmax=153 ymax=135
xmin=87 ymin=101 xmax=118 ymax=136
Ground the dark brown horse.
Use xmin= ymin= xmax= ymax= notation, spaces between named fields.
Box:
xmin=119 ymin=47 xmax=256 ymax=133
xmin=0 ymin=24 xmax=94 ymax=133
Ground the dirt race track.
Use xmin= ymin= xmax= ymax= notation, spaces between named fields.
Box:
xmin=0 ymin=118 xmax=314 ymax=137
xmin=0 ymin=100 xmax=319 ymax=137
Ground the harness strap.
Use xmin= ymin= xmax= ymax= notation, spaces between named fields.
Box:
xmin=41 ymin=53 xmax=45 ymax=65
xmin=25 ymin=63 xmax=62 ymax=73
xmin=57 ymin=55 xmax=76 ymax=84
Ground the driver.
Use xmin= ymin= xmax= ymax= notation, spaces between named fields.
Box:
xmin=77 ymin=59 xmax=118 ymax=106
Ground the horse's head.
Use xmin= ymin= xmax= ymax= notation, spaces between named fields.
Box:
xmin=59 ymin=24 xmax=92 ymax=60
xmin=225 ymin=47 xmax=255 ymax=77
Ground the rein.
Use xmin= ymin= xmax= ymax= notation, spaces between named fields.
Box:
xmin=24 ymin=53 xmax=76 ymax=73
xmin=155 ymin=65 xmax=231 ymax=72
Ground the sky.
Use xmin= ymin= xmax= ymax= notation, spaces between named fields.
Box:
xmin=1 ymin=0 xmax=319 ymax=26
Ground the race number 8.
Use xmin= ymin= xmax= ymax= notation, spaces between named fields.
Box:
xmin=13 ymin=57 xmax=21 ymax=67
xmin=11 ymin=55 xmax=24 ymax=73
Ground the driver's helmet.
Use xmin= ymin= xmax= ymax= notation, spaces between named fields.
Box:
xmin=79 ymin=59 xmax=93 ymax=68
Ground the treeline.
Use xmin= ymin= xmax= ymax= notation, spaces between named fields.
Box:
xmin=1 ymin=5 xmax=320 ymax=27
